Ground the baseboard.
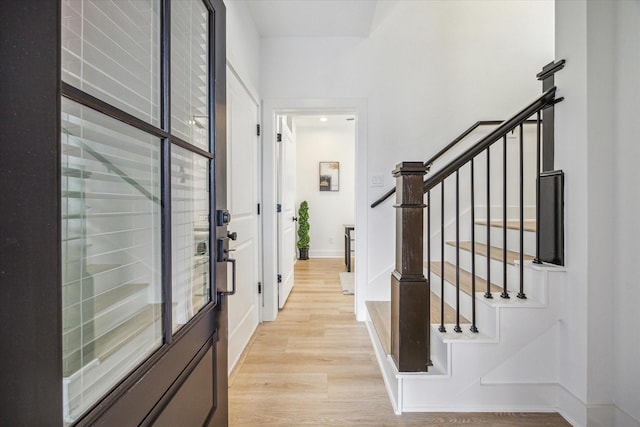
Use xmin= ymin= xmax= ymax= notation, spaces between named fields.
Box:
xmin=308 ymin=250 xmax=343 ymax=258
xmin=610 ymin=406 xmax=640 ymax=427
xmin=227 ymin=303 xmax=259 ymax=375
xmin=557 ymin=385 xmax=640 ymax=427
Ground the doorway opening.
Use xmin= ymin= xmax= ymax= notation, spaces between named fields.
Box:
xmin=289 ymin=114 xmax=356 ymax=297
xmin=261 ymin=99 xmax=368 ymax=322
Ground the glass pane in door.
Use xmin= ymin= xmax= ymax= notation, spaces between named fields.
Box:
xmin=171 ymin=145 xmax=210 ymax=333
xmin=61 ymin=0 xmax=161 ymax=125
xmin=61 ymin=98 xmax=162 ymax=423
xmin=170 ymin=0 xmax=209 ymax=149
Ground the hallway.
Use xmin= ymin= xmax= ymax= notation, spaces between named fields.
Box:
xmin=228 ymin=258 xmax=569 ymax=426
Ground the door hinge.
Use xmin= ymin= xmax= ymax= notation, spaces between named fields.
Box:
xmin=276 ymin=133 xmax=282 ymax=142
xmin=258 ymin=282 xmax=262 ymax=294
xmin=257 ymin=124 xmax=261 ymax=136
xmin=276 ymin=204 xmax=282 ymax=213
xmin=257 ymin=203 xmax=261 ymax=215
xmin=277 ymin=274 xmax=282 ymax=284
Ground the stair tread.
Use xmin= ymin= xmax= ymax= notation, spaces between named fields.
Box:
xmin=366 ymin=293 xmax=469 ymax=356
xmin=85 ymin=263 xmax=121 ymax=275
xmin=94 ymin=303 xmax=162 ymax=360
xmin=475 ymin=219 xmax=536 ymax=232
xmin=366 ymin=301 xmax=391 ymax=355
xmin=446 ymin=241 xmax=533 ymax=266
xmin=427 ymin=261 xmax=502 ymax=295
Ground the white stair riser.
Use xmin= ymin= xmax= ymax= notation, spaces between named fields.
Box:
xmin=444 ymin=244 xmax=520 ymax=289
xmin=428 ymin=326 xmax=450 ymax=375
xmin=474 ymin=224 xmax=536 ymax=257
xmin=427 ymin=270 xmax=498 ymax=338
xmin=440 ymin=246 xmax=546 ymax=302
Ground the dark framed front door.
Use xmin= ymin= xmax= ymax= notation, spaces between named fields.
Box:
xmin=0 ymin=0 xmax=228 ymax=425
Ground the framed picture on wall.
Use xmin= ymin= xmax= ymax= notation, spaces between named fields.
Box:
xmin=319 ymin=161 xmax=339 ymax=191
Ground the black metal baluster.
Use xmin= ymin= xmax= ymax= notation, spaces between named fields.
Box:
xmin=454 ymin=170 xmax=462 ymax=333
xmin=517 ymin=124 xmax=526 ymax=299
xmin=534 ymin=110 xmax=543 ymax=264
xmin=501 ymin=135 xmax=510 ymax=299
xmin=439 ymin=182 xmax=446 ymax=333
xmin=427 ymin=189 xmax=433 ymax=367
xmin=470 ymin=159 xmax=478 ymax=333
xmin=427 ymin=190 xmax=431 ymax=292
xmin=485 ymin=147 xmax=493 ymax=299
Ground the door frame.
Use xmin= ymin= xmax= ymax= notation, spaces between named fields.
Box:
xmin=276 ymin=116 xmax=296 ymax=309
xmin=261 ymin=98 xmax=368 ymax=322
xmin=225 ymin=63 xmax=263 ymax=371
xmin=226 ymin=63 xmax=263 ymax=321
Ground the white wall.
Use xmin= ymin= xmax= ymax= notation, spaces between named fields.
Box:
xmin=225 ymin=0 xmax=260 ymax=94
xmin=612 ymin=1 xmax=640 ymax=425
xmin=555 ymin=1 xmax=640 ymax=425
xmin=295 ymin=119 xmax=355 ymax=258
xmin=261 ymin=0 xmax=554 ymax=317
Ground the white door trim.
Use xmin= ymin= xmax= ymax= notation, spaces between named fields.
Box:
xmin=261 ymin=98 xmax=368 ymax=322
xmin=225 ymin=65 xmax=263 ymax=372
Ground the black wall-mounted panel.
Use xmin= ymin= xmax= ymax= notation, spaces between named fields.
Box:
xmin=538 ymin=170 xmax=564 ymax=265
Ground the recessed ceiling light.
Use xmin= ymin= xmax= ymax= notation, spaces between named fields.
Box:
xmin=320 ymin=117 xmax=328 ymax=122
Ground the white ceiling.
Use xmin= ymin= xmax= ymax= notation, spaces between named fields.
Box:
xmin=293 ymin=114 xmax=355 ymax=128
xmin=243 ymin=0 xmax=378 ymax=37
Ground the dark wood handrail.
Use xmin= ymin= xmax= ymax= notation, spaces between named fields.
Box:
xmin=370 ymin=119 xmax=540 ymax=208
xmin=425 ymin=121 xmax=502 ymax=170
xmin=423 ymin=87 xmax=559 ymax=193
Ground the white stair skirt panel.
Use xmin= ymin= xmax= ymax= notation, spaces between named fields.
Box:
xmin=366 ymin=264 xmax=566 ymax=414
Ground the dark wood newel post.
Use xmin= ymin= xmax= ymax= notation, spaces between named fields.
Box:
xmin=391 ymin=162 xmax=430 ymax=372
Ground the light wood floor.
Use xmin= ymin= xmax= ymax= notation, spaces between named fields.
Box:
xmin=228 ymin=258 xmax=570 ymax=426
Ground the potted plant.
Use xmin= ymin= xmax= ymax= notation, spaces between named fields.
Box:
xmin=297 ymin=201 xmax=310 ymax=260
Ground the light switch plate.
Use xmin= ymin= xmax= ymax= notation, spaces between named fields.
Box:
xmin=371 ymin=174 xmax=384 ymax=187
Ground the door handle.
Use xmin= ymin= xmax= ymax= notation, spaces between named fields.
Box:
xmin=292 ymin=216 xmax=298 ymax=222
xmin=217 ymin=238 xmax=236 ymax=296
xmin=220 ymin=258 xmax=236 ymax=296
xmin=227 ymin=231 xmax=238 ymax=241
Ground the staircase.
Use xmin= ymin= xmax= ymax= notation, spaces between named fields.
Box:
xmin=366 ymin=223 xmax=565 ymax=413
xmin=365 ymin=62 xmax=568 ymax=414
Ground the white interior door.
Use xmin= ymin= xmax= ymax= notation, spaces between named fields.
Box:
xmin=226 ymin=70 xmax=261 ymax=370
xmin=277 ymin=119 xmax=296 ymax=308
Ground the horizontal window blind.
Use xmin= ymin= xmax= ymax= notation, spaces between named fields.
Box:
xmin=62 ymin=0 xmax=160 ymax=126
xmin=171 ymin=0 xmax=208 ymax=149
xmin=171 ymin=145 xmax=210 ymax=333
xmin=61 ymin=98 xmax=162 ymax=423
